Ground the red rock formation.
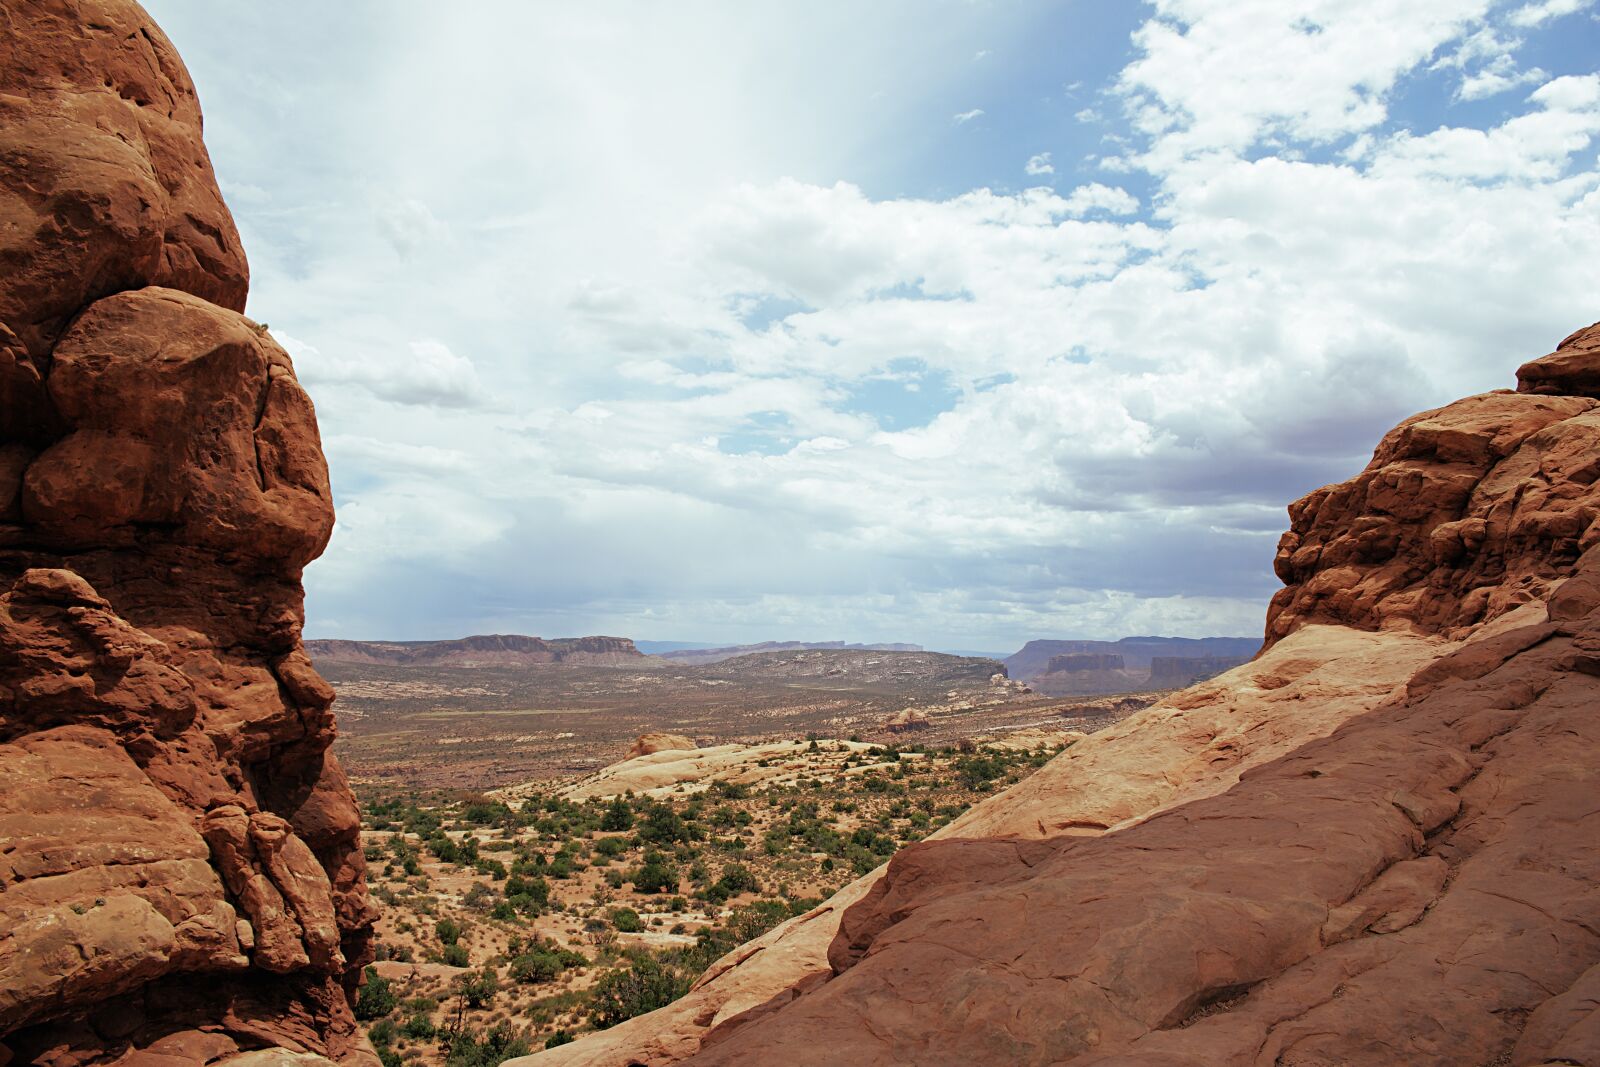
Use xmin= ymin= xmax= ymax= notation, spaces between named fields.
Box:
xmin=625 ymin=732 xmax=698 ymax=759
xmin=1267 ymin=327 xmax=1600 ymax=643
xmin=0 ymin=4 xmax=373 ymax=1064
xmin=882 ymin=708 xmax=930 ymax=733
xmin=519 ymin=326 xmax=1600 ymax=1067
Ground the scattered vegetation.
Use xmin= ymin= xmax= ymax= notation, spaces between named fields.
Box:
xmin=355 ymin=740 xmax=1061 ymax=1063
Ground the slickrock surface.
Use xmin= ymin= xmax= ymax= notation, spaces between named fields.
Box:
xmin=517 ymin=325 xmax=1600 ymax=1067
xmin=0 ymin=4 xmax=372 ymax=1065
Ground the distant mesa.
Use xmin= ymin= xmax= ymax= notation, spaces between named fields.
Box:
xmin=304 ymin=633 xmax=645 ymax=667
xmin=1146 ymin=655 xmax=1242 ymax=687
xmin=1007 ymin=636 xmax=1258 ymax=696
xmin=1045 ymin=652 xmax=1125 ymax=672
xmin=700 ymin=648 xmax=1003 ymax=688
xmin=656 ymin=640 xmax=923 ymax=666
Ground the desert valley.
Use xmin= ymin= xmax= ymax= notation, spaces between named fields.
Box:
xmin=1 ymin=3 xmax=1597 ymax=1067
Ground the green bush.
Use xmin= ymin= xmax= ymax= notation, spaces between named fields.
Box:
xmin=545 ymin=1030 xmax=575 ymax=1049
xmin=509 ymin=950 xmax=563 ymax=983
xmin=594 ymin=836 xmax=629 ymax=857
xmin=445 ymin=1023 xmax=531 ymax=1067
xmin=637 ymin=805 xmax=691 ymax=845
xmin=600 ymin=797 xmax=634 ymax=832
xmin=609 ymin=907 xmax=644 ymax=933
xmin=442 ymin=942 xmax=470 ymax=967
xmin=354 ymin=967 xmax=397 ymax=1020
xmin=458 ymin=965 xmax=499 ymax=1008
xmin=401 ymin=1013 xmax=436 ymax=1039
xmin=588 ymin=956 xmax=690 ymax=1029
xmin=436 ymin=918 xmax=462 ymax=945
xmin=632 ymin=851 xmax=678 ymax=894
xmin=367 ymin=1018 xmax=396 ymax=1047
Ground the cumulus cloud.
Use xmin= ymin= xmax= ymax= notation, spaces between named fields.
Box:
xmin=1507 ymin=0 xmax=1592 ymax=26
xmin=150 ymin=0 xmax=1600 ymax=647
xmin=281 ymin=333 xmax=488 ymax=409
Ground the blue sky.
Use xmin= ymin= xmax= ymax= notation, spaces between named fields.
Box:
xmin=145 ymin=0 xmax=1600 ymax=648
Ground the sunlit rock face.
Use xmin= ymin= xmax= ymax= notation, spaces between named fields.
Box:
xmin=0 ymin=3 xmax=374 ymax=1064
xmin=516 ymin=324 xmax=1600 ymax=1067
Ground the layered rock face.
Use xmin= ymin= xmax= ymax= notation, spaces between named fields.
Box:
xmin=0 ymin=4 xmax=373 ymax=1065
xmin=519 ymin=325 xmax=1600 ymax=1067
xmin=1045 ymin=652 xmax=1126 ymax=672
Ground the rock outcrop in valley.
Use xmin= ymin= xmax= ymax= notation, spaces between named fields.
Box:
xmin=0 ymin=4 xmax=373 ymax=1064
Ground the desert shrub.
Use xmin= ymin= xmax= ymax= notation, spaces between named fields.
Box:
xmin=463 ymin=800 xmax=513 ymax=826
xmin=637 ymin=805 xmax=691 ymax=845
xmin=444 ymin=1023 xmax=531 ymax=1067
xmin=436 ymin=918 xmax=462 ymax=945
xmin=594 ymin=836 xmax=629 ymax=858
xmin=588 ymin=956 xmax=690 ymax=1029
xmin=463 ymin=882 xmax=495 ymax=910
xmin=600 ymin=797 xmax=634 ymax=831
xmin=545 ymin=1030 xmax=575 ymax=1048
xmin=457 ymin=965 xmax=499 ymax=1008
xmin=631 ymin=851 xmax=678 ymax=894
xmin=509 ymin=950 xmax=564 ymax=984
xmin=609 ymin=907 xmax=644 ymax=933
xmin=442 ymin=942 xmax=470 ymax=967
xmin=354 ymin=967 xmax=397 ymax=1019
xmin=367 ymin=1018 xmax=396 ymax=1046
xmin=705 ymin=862 xmax=759 ymax=903
xmin=401 ymin=1012 xmax=436 ymax=1039
xmin=503 ymin=873 xmax=550 ymax=908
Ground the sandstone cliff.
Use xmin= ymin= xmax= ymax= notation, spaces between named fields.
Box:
xmin=0 ymin=4 xmax=373 ymax=1065
xmin=517 ymin=323 xmax=1600 ymax=1066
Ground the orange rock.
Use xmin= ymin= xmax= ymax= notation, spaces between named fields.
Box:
xmin=626 ymin=732 xmax=698 ymax=758
xmin=0 ymin=2 xmax=370 ymax=1063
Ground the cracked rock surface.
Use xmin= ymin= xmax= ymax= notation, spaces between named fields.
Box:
xmin=0 ymin=3 xmax=373 ymax=1064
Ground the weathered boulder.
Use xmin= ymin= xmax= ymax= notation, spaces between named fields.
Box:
xmin=1267 ymin=382 xmax=1599 ymax=642
xmin=625 ymin=732 xmax=697 ymax=759
xmin=1516 ymin=320 xmax=1600 ymax=399
xmin=0 ymin=3 xmax=372 ymax=1064
xmin=0 ymin=0 xmax=248 ymax=367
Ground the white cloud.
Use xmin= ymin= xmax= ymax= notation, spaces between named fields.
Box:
xmin=1508 ymin=0 xmax=1591 ymax=26
xmin=150 ymin=0 xmax=1600 ymax=647
xmin=952 ymin=108 xmax=984 ymax=124
xmin=281 ymin=333 xmax=488 ymax=409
